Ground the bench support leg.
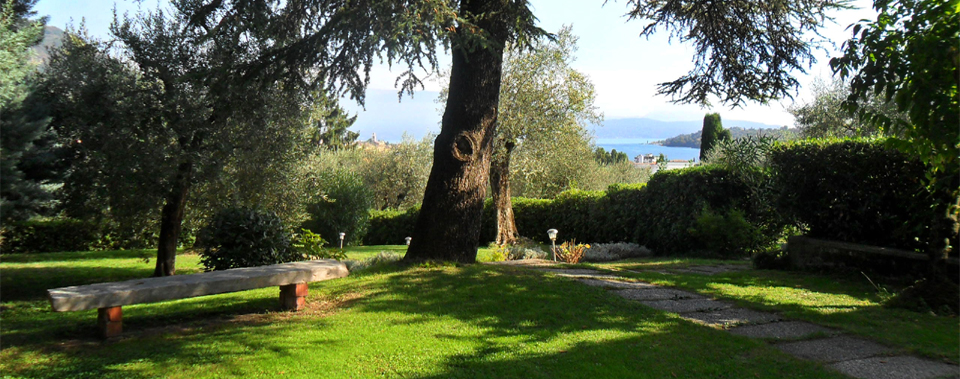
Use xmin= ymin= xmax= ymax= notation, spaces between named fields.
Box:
xmin=279 ymin=283 xmax=308 ymax=311
xmin=98 ymin=306 xmax=122 ymax=339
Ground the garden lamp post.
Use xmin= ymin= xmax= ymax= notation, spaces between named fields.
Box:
xmin=405 ymin=237 xmax=412 ymax=246
xmin=547 ymin=229 xmax=558 ymax=261
xmin=339 ymin=232 xmax=346 ymax=250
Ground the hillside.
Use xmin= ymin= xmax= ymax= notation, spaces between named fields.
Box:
xmin=591 ymin=118 xmax=784 ymax=139
xmin=29 ymin=26 xmax=64 ymax=65
xmin=655 ymin=126 xmax=798 ymax=148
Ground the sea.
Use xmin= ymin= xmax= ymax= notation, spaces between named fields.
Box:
xmin=595 ymin=138 xmax=700 ymax=162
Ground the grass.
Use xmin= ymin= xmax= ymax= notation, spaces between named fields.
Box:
xmin=0 ymin=249 xmax=954 ymax=378
xmin=585 ymin=258 xmax=959 ymax=363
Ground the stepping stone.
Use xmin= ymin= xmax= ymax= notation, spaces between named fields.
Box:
xmin=729 ymin=321 xmax=836 ymax=340
xmin=776 ymin=336 xmax=894 ymax=363
xmin=829 ymin=356 xmax=960 ymax=379
xmin=577 ymin=278 xmax=658 ymax=289
xmin=640 ymin=298 xmax=732 ymax=313
xmin=615 ymin=288 xmax=704 ymax=301
xmin=680 ymin=307 xmax=781 ymax=327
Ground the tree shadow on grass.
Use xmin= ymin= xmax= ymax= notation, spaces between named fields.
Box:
xmin=1 ymin=264 xmax=850 ymax=378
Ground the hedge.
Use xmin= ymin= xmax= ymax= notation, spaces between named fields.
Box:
xmin=1 ymin=219 xmax=103 ymax=254
xmin=769 ymin=138 xmax=953 ymax=253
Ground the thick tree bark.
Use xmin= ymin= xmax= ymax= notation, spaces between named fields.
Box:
xmin=153 ymin=161 xmax=193 ymax=277
xmin=491 ymin=139 xmax=518 ymax=246
xmin=404 ymin=0 xmax=509 ymax=263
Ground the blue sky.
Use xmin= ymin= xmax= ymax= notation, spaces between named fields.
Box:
xmin=34 ymin=0 xmax=876 ymax=141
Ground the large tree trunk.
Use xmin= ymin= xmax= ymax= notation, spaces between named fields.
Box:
xmin=153 ymin=161 xmax=193 ymax=277
xmin=491 ymin=139 xmax=518 ymax=246
xmin=404 ymin=0 xmax=509 ymax=263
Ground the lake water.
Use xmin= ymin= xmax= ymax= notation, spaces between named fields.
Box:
xmin=595 ymin=138 xmax=700 ymax=162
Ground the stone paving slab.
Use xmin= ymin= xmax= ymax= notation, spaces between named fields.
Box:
xmin=776 ymin=336 xmax=894 ymax=363
xmin=640 ymin=298 xmax=732 ymax=313
xmin=577 ymin=278 xmax=658 ymax=289
xmin=615 ymin=288 xmax=704 ymax=301
xmin=829 ymin=356 xmax=959 ymax=379
xmin=728 ymin=321 xmax=835 ymax=340
xmin=680 ymin=307 xmax=781 ymax=327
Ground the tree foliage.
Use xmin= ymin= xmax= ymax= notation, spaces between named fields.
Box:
xmin=0 ymin=0 xmax=55 ymax=222
xmin=310 ymin=92 xmax=359 ymax=151
xmin=37 ymin=6 xmax=322 ymax=275
xmin=624 ymin=0 xmax=849 ymax=106
xmin=699 ymin=113 xmax=728 ymax=161
xmin=788 ymin=77 xmax=898 ymax=139
xmin=594 ymin=147 xmax=628 ymax=165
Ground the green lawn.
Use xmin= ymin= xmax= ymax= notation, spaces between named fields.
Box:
xmin=0 ymin=249 xmax=954 ymax=378
xmin=586 ymin=258 xmax=959 ymax=363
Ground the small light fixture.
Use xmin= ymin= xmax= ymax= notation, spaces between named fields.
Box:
xmin=339 ymin=232 xmax=346 ymax=249
xmin=547 ymin=229 xmax=558 ymax=261
xmin=405 ymin=237 xmax=412 ymax=246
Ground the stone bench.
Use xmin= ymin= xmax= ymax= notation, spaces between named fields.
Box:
xmin=47 ymin=259 xmax=349 ymax=338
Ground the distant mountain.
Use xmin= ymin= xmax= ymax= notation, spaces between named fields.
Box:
xmin=30 ymin=26 xmax=64 ymax=65
xmin=591 ymin=117 xmax=784 ymax=139
xmin=656 ymin=126 xmax=798 ymax=148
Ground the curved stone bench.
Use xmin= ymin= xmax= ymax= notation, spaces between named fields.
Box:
xmin=48 ymin=259 xmax=349 ymax=338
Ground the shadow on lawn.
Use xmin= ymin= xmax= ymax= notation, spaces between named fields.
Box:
xmin=0 ymin=263 xmax=874 ymax=378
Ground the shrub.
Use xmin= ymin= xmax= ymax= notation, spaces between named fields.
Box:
xmin=582 ymin=242 xmax=651 ymax=262
xmin=302 ymin=169 xmax=373 ymax=246
xmin=365 ymin=206 xmax=419 ymax=245
xmin=292 ymin=228 xmax=345 ymax=260
xmin=196 ymin=208 xmax=302 ymax=271
xmin=689 ymin=207 xmax=767 ymax=258
xmin=505 ymin=237 xmax=548 ymax=260
xmin=770 ymin=138 xmax=942 ymax=251
xmin=1 ymin=219 xmax=102 ymax=254
xmin=634 ymin=165 xmax=757 ymax=255
xmin=344 ymin=251 xmax=402 ymax=272
xmin=751 ymin=249 xmax=792 ymax=270
xmin=554 ymin=240 xmax=588 ymax=263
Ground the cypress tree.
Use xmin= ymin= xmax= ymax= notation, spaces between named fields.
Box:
xmin=699 ymin=113 xmax=724 ymax=161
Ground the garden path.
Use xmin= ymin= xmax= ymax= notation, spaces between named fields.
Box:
xmin=496 ymin=260 xmax=959 ymax=379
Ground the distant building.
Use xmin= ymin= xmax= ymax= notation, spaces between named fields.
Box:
xmin=634 ymin=153 xmax=656 ymax=164
xmin=358 ymin=133 xmax=390 ymax=151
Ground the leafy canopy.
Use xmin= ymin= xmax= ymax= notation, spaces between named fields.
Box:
xmin=624 ymin=0 xmax=850 ymax=106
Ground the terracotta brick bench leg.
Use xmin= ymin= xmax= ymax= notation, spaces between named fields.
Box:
xmin=98 ymin=306 xmax=122 ymax=339
xmin=279 ymin=283 xmax=308 ymax=311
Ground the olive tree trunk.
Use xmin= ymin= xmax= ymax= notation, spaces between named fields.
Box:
xmin=153 ymin=161 xmax=193 ymax=277
xmin=491 ymin=140 xmax=518 ymax=246
xmin=404 ymin=0 xmax=508 ymax=263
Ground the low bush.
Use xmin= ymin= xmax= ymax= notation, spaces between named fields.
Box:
xmin=554 ymin=240 xmax=588 ymax=264
xmin=689 ymin=207 xmax=767 ymax=258
xmin=196 ymin=208 xmax=302 ymax=271
xmin=292 ymin=229 xmax=345 ymax=260
xmin=344 ymin=251 xmax=403 ymax=272
xmin=582 ymin=242 xmax=651 ymax=262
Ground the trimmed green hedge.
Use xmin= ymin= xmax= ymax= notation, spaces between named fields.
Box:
xmin=770 ymin=138 xmax=949 ymax=252
xmin=1 ymin=219 xmax=103 ymax=254
xmin=364 ymin=167 xmax=763 ymax=256
xmin=366 ymin=207 xmax=420 ymax=246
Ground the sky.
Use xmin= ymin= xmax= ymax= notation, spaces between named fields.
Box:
xmin=33 ymin=0 xmax=877 ymax=141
